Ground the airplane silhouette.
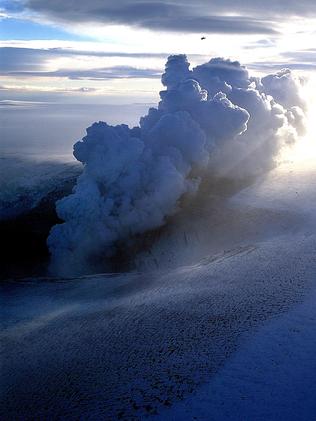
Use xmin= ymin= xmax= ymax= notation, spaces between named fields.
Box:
xmin=201 ymin=36 xmax=206 ymax=40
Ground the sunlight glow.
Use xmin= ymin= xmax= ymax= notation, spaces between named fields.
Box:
xmin=283 ymin=76 xmax=316 ymax=164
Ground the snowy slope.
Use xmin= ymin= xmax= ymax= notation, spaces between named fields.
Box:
xmin=1 ymin=159 xmax=316 ymax=420
xmin=154 ymin=288 xmax=316 ymax=421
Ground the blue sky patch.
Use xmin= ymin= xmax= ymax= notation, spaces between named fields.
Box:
xmin=0 ymin=17 xmax=88 ymax=41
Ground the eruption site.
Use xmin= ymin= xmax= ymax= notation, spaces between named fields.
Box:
xmin=48 ymin=55 xmax=306 ymax=276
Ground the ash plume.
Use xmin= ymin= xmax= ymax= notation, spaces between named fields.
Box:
xmin=48 ymin=54 xmax=306 ymax=276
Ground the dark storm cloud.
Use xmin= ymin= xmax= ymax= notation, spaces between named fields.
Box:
xmin=136 ymin=15 xmax=277 ymax=34
xmin=23 ymin=0 xmax=281 ymax=34
xmin=24 ymin=0 xmax=316 ymax=34
xmin=25 ymin=0 xmax=316 ymax=21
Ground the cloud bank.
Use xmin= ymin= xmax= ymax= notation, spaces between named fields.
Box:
xmin=48 ymin=54 xmax=306 ymax=276
xmin=24 ymin=0 xmax=278 ymax=35
xmin=23 ymin=0 xmax=316 ymax=35
xmin=0 ymin=47 xmax=164 ymax=80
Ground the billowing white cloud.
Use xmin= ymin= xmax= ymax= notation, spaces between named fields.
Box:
xmin=48 ymin=54 xmax=306 ymax=275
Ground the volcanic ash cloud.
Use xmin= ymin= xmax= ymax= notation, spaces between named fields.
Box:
xmin=48 ymin=54 xmax=306 ymax=276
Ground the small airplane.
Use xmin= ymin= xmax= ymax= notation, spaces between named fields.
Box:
xmin=201 ymin=36 xmax=206 ymax=40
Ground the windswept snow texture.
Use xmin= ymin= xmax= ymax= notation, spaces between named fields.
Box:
xmin=154 ymin=287 xmax=316 ymax=421
xmin=48 ymin=55 xmax=306 ymax=275
xmin=2 ymin=160 xmax=316 ymax=420
xmin=0 ymin=157 xmax=81 ymax=220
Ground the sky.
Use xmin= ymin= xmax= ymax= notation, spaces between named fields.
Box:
xmin=1 ymin=0 xmax=316 ymax=105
